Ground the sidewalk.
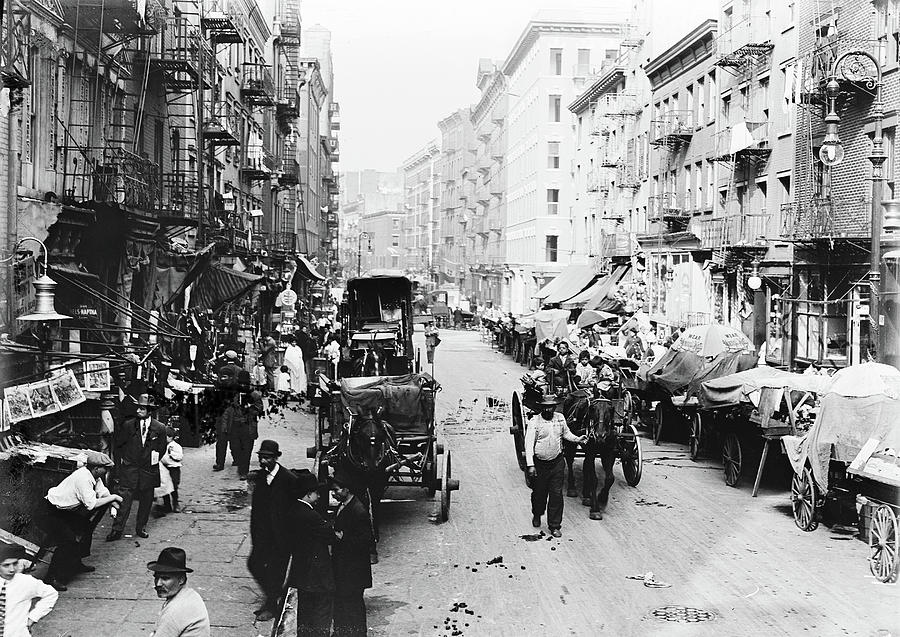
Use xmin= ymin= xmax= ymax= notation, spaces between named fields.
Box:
xmin=33 ymin=402 xmax=317 ymax=637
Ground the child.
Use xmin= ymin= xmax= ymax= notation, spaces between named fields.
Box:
xmin=0 ymin=543 xmax=58 ymax=632
xmin=251 ymin=355 xmax=267 ymax=393
xmin=162 ymin=426 xmax=183 ymax=513
xmin=276 ymin=364 xmax=292 ymax=398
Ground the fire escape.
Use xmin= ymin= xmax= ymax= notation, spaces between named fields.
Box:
xmin=57 ymin=0 xmax=162 ymax=224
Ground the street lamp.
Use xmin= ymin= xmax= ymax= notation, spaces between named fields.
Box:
xmin=357 ymin=231 xmax=371 ymax=277
xmin=820 ymin=50 xmax=886 ymax=358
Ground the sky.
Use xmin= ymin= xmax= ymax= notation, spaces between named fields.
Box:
xmin=296 ymin=0 xmax=634 ymax=173
xmin=294 ymin=0 xmax=718 ymax=173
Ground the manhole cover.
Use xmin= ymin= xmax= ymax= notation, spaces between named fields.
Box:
xmin=648 ymin=606 xmax=716 ymax=623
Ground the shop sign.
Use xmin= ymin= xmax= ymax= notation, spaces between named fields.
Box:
xmin=71 ymin=304 xmax=100 ymax=321
xmin=277 ymin=289 xmax=298 ymax=308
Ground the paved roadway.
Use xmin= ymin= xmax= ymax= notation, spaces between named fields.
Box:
xmin=33 ymin=329 xmax=899 ymax=636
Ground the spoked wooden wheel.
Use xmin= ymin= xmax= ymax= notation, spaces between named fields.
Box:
xmin=722 ymin=431 xmax=742 ymax=487
xmin=622 ymin=391 xmax=634 ymax=429
xmin=653 ymin=403 xmax=664 ymax=445
xmin=689 ymin=413 xmax=702 ymax=462
xmin=869 ymin=504 xmax=899 ymax=583
xmin=791 ymin=466 xmax=819 ymax=532
xmin=426 ymin=440 xmax=439 ymax=497
xmin=510 ymin=391 xmax=527 ymax=471
xmin=620 ymin=424 xmax=643 ymax=487
xmin=440 ymin=450 xmax=459 ymax=523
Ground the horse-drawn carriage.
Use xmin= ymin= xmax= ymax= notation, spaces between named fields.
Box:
xmin=508 ymin=360 xmax=643 ymax=520
xmin=308 ymin=275 xmax=458 ymax=561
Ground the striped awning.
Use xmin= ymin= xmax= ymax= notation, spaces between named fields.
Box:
xmin=561 ymin=265 xmax=629 ymax=309
xmin=534 ymin=264 xmax=596 ymax=303
xmin=190 ymin=265 xmax=263 ymax=311
xmin=295 ymin=255 xmax=326 ymax=282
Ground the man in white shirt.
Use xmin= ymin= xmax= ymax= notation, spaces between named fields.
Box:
xmin=0 ymin=542 xmax=58 ymax=636
xmin=524 ymin=397 xmax=586 ymax=537
xmin=40 ymin=454 xmax=122 ymax=590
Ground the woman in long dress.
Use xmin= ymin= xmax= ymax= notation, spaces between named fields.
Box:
xmin=282 ymin=335 xmax=307 ymax=396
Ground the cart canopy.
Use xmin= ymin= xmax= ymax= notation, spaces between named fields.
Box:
xmin=698 ymin=366 xmax=826 ymax=409
xmin=340 ymin=373 xmax=436 ymax=435
xmin=639 ymin=349 xmax=756 ymax=396
xmin=783 ymin=366 xmax=900 ymax=494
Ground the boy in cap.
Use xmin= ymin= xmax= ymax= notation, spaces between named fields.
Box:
xmin=247 ymin=440 xmax=298 ymax=622
xmin=147 ymin=547 xmax=209 ymax=636
xmin=0 ymin=542 xmax=58 ymax=635
xmin=330 ymin=469 xmax=373 ymax=637
xmin=40 ymin=453 xmax=122 ymax=590
xmin=525 ymin=397 xmax=586 ymax=537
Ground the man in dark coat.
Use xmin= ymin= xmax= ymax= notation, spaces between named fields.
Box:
xmin=287 ymin=470 xmax=335 ymax=637
xmin=107 ymin=394 xmax=167 ymax=541
xmin=247 ymin=439 xmax=298 ymax=622
xmin=548 ymin=341 xmax=577 ymax=392
xmin=329 ymin=469 xmax=373 ymax=637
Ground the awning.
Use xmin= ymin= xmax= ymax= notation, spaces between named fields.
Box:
xmin=562 ymin=265 xmax=629 ymax=310
xmin=190 ymin=265 xmax=263 ymax=311
xmin=295 ymin=255 xmax=326 ymax=282
xmin=535 ymin=265 xmax=596 ymax=304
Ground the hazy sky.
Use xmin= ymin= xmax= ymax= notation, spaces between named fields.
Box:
xmin=298 ymin=1 xmax=634 ymax=173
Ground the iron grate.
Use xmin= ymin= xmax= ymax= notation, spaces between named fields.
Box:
xmin=648 ymin=606 xmax=717 ymax=623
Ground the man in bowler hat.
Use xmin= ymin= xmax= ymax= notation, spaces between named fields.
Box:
xmin=147 ymin=547 xmax=210 ymax=636
xmin=330 ymin=468 xmax=373 ymax=637
xmin=287 ymin=470 xmax=335 ymax=637
xmin=247 ymin=440 xmax=298 ymax=622
xmin=108 ymin=394 xmax=167 ymax=541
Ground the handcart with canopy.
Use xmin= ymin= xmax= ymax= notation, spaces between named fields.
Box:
xmin=782 ymin=363 xmax=900 ymax=582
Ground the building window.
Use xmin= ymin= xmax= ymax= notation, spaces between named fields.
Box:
xmin=392 ymin=234 xmax=400 ymax=247
xmin=547 ymin=141 xmax=560 ymax=168
xmin=545 ymin=235 xmax=558 ymax=262
xmin=393 ymin=218 xmax=400 ymax=229
xmin=549 ymin=95 xmax=561 ymax=122
xmin=391 ymin=256 xmax=399 ymax=268
xmin=577 ymin=49 xmax=591 ymax=76
xmin=547 ymin=188 xmax=559 ymax=214
xmin=550 ymin=48 xmax=563 ymax=75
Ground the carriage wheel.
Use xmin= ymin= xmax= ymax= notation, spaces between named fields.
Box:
xmin=620 ymin=424 xmax=643 ymax=487
xmin=653 ymin=403 xmax=664 ymax=445
xmin=689 ymin=413 xmax=702 ymax=461
xmin=622 ymin=391 xmax=634 ymax=429
xmin=722 ymin=431 xmax=742 ymax=487
xmin=440 ymin=450 xmax=454 ymax=523
xmin=510 ymin=391 xmax=526 ymax=471
xmin=791 ymin=466 xmax=819 ymax=532
xmin=869 ymin=504 xmax=899 ymax=583
xmin=426 ymin=440 xmax=438 ymax=497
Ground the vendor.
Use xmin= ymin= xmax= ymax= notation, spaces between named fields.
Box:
xmin=39 ymin=453 xmax=122 ymax=591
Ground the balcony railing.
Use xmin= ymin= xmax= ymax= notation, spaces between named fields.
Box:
xmin=587 ymin=170 xmax=611 ymax=193
xmin=59 ymin=0 xmax=156 ymax=38
xmin=159 ymin=173 xmax=199 ymax=221
xmin=276 ymin=86 xmax=299 ymax=123
xmin=714 ymin=14 xmax=773 ymax=68
xmin=92 ymin=148 xmax=160 ymax=212
xmin=650 ymin=110 xmax=695 ymax=147
xmin=253 ymin=232 xmax=297 ymax=254
xmin=278 ymin=158 xmax=300 ymax=186
xmin=616 ymin=165 xmax=640 ymax=189
xmin=648 ymin=192 xmax=689 ymax=224
xmin=697 ymin=211 xmax=771 ymax=249
xmin=786 ymin=196 xmax=872 ymax=241
xmin=712 ymin=122 xmax=771 ymax=162
xmin=203 ymin=104 xmax=240 ymax=147
xmin=596 ymin=93 xmax=640 ymax=117
xmin=241 ymin=145 xmax=275 ymax=181
xmin=241 ymin=64 xmax=276 ymax=106
xmin=600 ymin=232 xmax=632 ymax=258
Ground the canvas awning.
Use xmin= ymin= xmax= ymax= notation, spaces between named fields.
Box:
xmin=295 ymin=255 xmax=326 ymax=282
xmin=561 ymin=265 xmax=629 ymax=309
xmin=190 ymin=265 xmax=263 ymax=311
xmin=535 ymin=265 xmax=596 ymax=304
xmin=580 ymin=265 xmax=630 ymax=311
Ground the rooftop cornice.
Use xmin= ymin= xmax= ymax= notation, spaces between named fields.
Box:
xmin=402 ymin=141 xmax=442 ymax=171
xmin=568 ymin=66 xmax=625 ymax=114
xmin=471 ymin=71 xmax=507 ymax=125
xmin=502 ymin=20 xmax=627 ymax=76
xmin=644 ymin=19 xmax=717 ymax=85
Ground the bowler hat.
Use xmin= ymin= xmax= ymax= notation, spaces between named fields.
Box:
xmin=329 ymin=467 xmax=357 ymax=489
xmin=135 ymin=393 xmax=156 ymax=409
xmin=147 ymin=547 xmax=193 ymax=573
xmin=0 ymin=542 xmax=28 ymax=562
xmin=294 ymin=469 xmax=320 ymax=497
xmin=256 ymin=439 xmax=281 ymax=457
xmin=536 ymin=396 xmax=561 ymax=408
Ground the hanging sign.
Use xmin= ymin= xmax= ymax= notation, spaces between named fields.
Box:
xmin=277 ymin=289 xmax=298 ymax=308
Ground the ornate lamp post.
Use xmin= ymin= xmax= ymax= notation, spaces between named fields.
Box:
xmin=356 ymin=231 xmax=371 ymax=278
xmin=818 ymin=50 xmax=886 ymax=361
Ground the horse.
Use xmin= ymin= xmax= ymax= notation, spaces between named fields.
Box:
xmin=561 ymin=392 xmax=617 ymax=520
xmin=327 ymin=405 xmax=399 ymax=563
